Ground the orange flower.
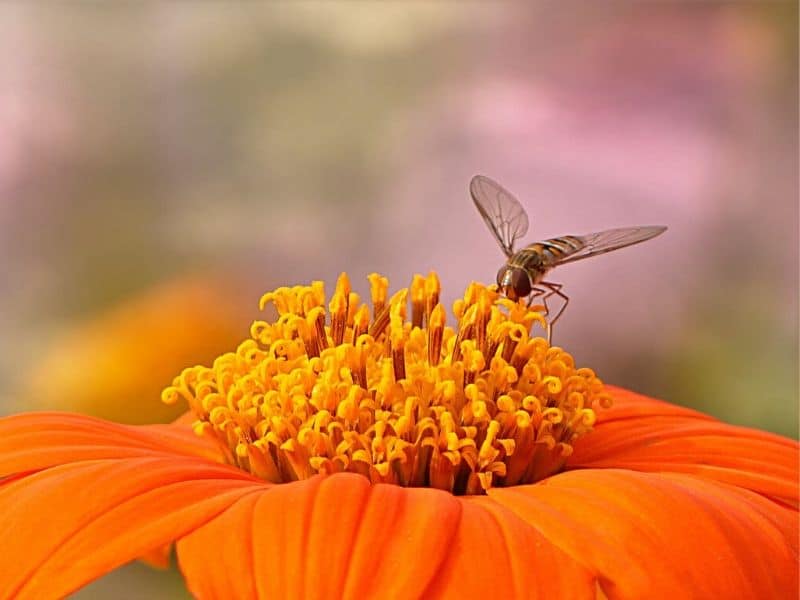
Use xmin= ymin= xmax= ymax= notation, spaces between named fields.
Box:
xmin=20 ymin=273 xmax=253 ymax=424
xmin=1 ymin=274 xmax=796 ymax=599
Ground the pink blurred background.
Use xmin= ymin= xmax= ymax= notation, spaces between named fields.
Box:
xmin=0 ymin=4 xmax=797 ymax=595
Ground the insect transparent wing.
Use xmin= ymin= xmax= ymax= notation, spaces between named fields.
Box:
xmin=470 ymin=175 xmax=530 ymax=257
xmin=556 ymin=226 xmax=667 ymax=265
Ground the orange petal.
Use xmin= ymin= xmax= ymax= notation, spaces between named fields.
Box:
xmin=594 ymin=385 xmax=713 ymax=420
xmin=0 ymin=412 xmax=222 ymax=476
xmin=489 ymin=469 xmax=799 ymax=598
xmin=570 ymin=387 xmax=799 ymax=505
xmin=171 ymin=410 xmax=198 ymax=427
xmin=178 ymin=473 xmax=463 ymax=599
xmin=0 ymin=456 xmax=263 ymax=599
xmin=138 ymin=543 xmax=172 ymax=570
xmin=424 ymin=496 xmax=595 ymax=599
xmin=178 ymin=473 xmax=597 ymax=599
xmin=136 ymin=412 xmax=198 ymax=571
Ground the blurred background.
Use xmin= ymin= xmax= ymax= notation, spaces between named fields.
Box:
xmin=1 ymin=3 xmax=797 ymax=597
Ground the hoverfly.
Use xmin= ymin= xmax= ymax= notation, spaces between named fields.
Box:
xmin=471 ymin=175 xmax=666 ymax=334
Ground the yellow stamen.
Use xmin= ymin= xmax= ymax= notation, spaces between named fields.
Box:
xmin=328 ymin=272 xmax=350 ymax=346
xmin=367 ymin=273 xmax=388 ymax=319
xmin=410 ymin=274 xmax=426 ymax=328
xmin=163 ymin=273 xmax=613 ymax=495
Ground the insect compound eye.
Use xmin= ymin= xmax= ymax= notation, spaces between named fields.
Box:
xmin=510 ymin=268 xmax=532 ymax=298
xmin=496 ymin=267 xmax=510 ymax=288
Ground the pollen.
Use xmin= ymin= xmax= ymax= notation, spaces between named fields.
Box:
xmin=162 ymin=273 xmax=612 ymax=495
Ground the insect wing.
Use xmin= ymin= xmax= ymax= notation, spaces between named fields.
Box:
xmin=556 ymin=226 xmax=667 ymax=265
xmin=470 ymin=175 xmax=530 ymax=257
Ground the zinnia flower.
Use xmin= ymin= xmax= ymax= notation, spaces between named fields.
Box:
xmin=1 ymin=273 xmax=796 ymax=599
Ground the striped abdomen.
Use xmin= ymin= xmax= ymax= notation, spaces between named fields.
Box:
xmin=508 ymin=236 xmax=585 ymax=283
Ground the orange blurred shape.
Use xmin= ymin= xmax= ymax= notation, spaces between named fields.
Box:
xmin=22 ymin=273 xmax=256 ymax=424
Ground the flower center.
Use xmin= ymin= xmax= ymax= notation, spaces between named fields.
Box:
xmin=163 ymin=272 xmax=612 ymax=495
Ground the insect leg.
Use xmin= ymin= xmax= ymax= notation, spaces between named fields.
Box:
xmin=527 ymin=286 xmax=547 ymax=311
xmin=540 ymin=282 xmax=570 ymax=327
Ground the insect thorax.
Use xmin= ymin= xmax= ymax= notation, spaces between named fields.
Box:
xmin=509 ymin=247 xmax=549 ymax=283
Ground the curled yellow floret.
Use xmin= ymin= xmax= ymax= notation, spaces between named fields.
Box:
xmin=163 ymin=272 xmax=612 ymax=495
